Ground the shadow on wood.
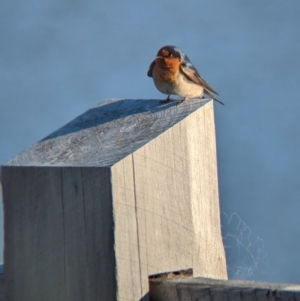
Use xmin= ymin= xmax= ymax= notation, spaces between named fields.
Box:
xmin=41 ymin=98 xmax=175 ymax=141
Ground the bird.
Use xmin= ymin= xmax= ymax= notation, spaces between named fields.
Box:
xmin=147 ymin=45 xmax=224 ymax=105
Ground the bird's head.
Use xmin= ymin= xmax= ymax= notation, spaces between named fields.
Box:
xmin=156 ymin=45 xmax=182 ymax=59
xmin=155 ymin=45 xmax=182 ymax=69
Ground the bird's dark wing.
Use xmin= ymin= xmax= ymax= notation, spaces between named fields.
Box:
xmin=147 ymin=60 xmax=155 ymax=77
xmin=180 ymin=61 xmax=219 ymax=96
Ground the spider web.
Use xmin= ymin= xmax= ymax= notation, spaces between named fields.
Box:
xmin=222 ymin=212 xmax=270 ymax=280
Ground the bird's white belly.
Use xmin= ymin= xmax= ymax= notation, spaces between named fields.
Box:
xmin=153 ymin=76 xmax=176 ymax=95
xmin=153 ymin=72 xmax=204 ymax=98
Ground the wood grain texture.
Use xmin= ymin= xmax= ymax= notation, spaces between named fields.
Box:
xmin=149 ymin=277 xmax=300 ymax=301
xmin=111 ymin=156 xmax=146 ymax=301
xmin=3 ymin=167 xmax=66 ymax=301
xmin=111 ymin=101 xmax=226 ymax=301
xmin=2 ymin=98 xmax=227 ymax=301
xmin=2 ymin=166 xmax=116 ymax=301
xmin=6 ymin=98 xmax=210 ymax=167
xmin=133 ymin=101 xmax=226 ymax=279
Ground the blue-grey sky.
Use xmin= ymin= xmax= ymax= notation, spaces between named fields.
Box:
xmin=1 ymin=0 xmax=300 ymax=283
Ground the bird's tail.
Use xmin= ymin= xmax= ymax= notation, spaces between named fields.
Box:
xmin=213 ymin=97 xmax=224 ymax=105
xmin=204 ymin=90 xmax=224 ymax=105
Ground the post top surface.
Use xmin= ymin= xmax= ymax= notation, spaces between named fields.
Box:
xmin=5 ymin=98 xmax=211 ymax=167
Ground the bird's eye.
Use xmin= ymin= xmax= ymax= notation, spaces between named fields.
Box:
xmin=169 ymin=53 xmax=173 ymax=57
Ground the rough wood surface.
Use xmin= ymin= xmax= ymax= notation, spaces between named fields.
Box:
xmin=2 ymin=98 xmax=226 ymax=301
xmin=6 ymin=98 xmax=210 ymax=167
xmin=149 ymin=277 xmax=300 ymax=301
xmin=111 ymin=101 xmax=227 ymax=301
xmin=2 ymin=166 xmax=116 ymax=301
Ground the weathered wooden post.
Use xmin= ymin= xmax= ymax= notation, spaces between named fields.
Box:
xmin=1 ymin=98 xmax=227 ymax=301
xmin=149 ymin=276 xmax=300 ymax=300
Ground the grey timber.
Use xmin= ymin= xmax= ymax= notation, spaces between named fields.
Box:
xmin=2 ymin=98 xmax=227 ymax=301
xmin=150 ymin=276 xmax=300 ymax=301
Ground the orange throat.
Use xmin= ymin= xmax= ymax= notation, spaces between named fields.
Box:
xmin=154 ymin=57 xmax=180 ymax=82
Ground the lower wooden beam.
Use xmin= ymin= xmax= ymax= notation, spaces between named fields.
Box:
xmin=149 ymin=277 xmax=300 ymax=301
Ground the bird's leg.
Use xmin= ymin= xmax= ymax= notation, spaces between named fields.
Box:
xmin=159 ymin=95 xmax=172 ymax=104
xmin=177 ymin=97 xmax=188 ymax=105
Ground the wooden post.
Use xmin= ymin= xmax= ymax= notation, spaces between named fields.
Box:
xmin=2 ymin=98 xmax=227 ymax=301
xmin=149 ymin=276 xmax=300 ymax=300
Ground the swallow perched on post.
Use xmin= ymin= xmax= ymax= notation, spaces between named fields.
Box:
xmin=147 ymin=45 xmax=224 ymax=105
